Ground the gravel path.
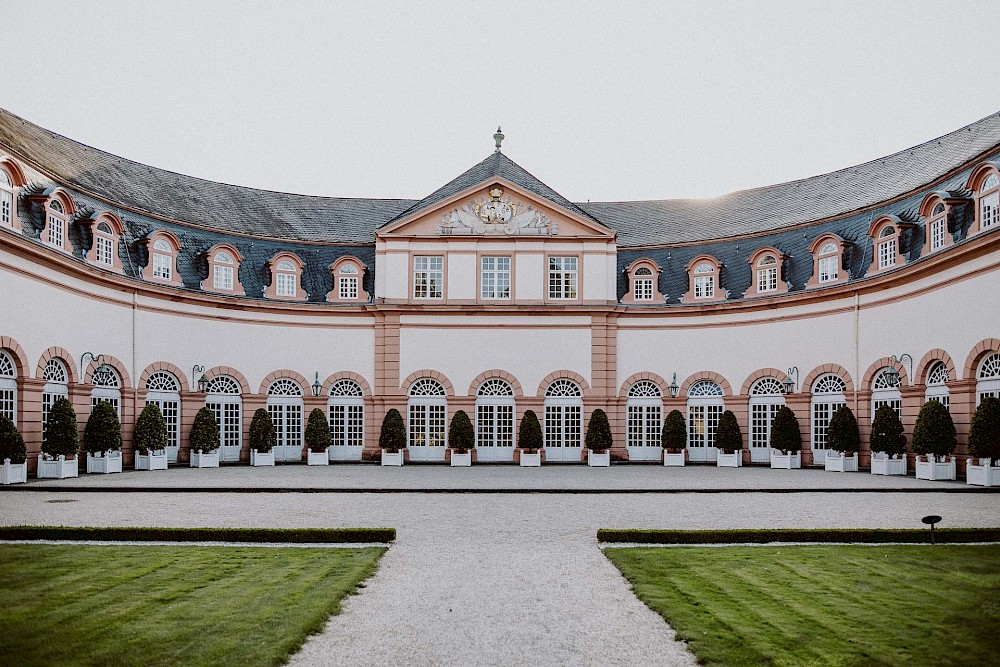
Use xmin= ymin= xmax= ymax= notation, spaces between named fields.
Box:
xmin=3 ymin=490 xmax=998 ymax=666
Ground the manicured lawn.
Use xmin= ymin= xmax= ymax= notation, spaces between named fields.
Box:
xmin=605 ymin=544 xmax=1000 ymax=667
xmin=0 ymin=544 xmax=386 ymax=667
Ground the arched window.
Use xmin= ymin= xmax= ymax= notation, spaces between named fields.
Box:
xmin=205 ymin=376 xmax=242 ymax=461
xmin=213 ymin=252 xmax=234 ymax=290
xmin=0 ymin=168 xmax=16 ymax=229
xmin=407 ymin=378 xmax=447 ymax=460
xmin=42 ymin=358 xmax=69 ymax=438
xmin=266 ymin=253 xmax=306 ymax=300
xmin=202 ymin=244 xmax=244 ymax=295
xmin=0 ymin=350 xmax=17 ymax=426
xmin=979 ymin=172 xmax=999 ymax=232
xmin=924 ymin=361 xmax=950 ymax=409
xmin=867 ymin=217 xmax=912 ymax=275
xmin=686 ymin=380 xmax=724 ymax=462
xmin=146 ymin=371 xmax=181 ymax=462
xmin=626 ymin=380 xmax=662 ymax=461
xmin=267 ymin=379 xmax=304 ymax=462
xmin=878 ymin=226 xmax=897 ymax=269
xmin=808 ymin=235 xmax=848 ymax=288
xmin=749 ymin=377 xmax=786 ymax=462
xmin=871 ymin=368 xmax=902 ymax=420
xmin=693 ymin=263 xmax=716 ymax=299
xmin=928 ymin=202 xmax=948 ymax=252
xmin=476 ymin=378 xmax=515 ymax=462
xmin=745 ymin=248 xmax=789 ymax=297
xmin=976 ymin=353 xmax=1000 ymax=404
xmin=328 ymin=379 xmax=364 ymax=461
xmin=94 ymin=222 xmax=116 ymax=266
xmin=624 ymin=260 xmax=663 ymax=304
xmin=143 ymin=232 xmax=182 ymax=285
xmin=46 ymin=199 xmax=68 ymax=251
xmin=810 ymin=374 xmax=847 ymax=463
xmin=90 ymin=365 xmax=122 ymax=418
xmin=544 ymin=379 xmax=583 ymax=461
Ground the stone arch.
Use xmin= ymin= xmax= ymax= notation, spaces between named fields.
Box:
xmin=35 ymin=346 xmax=78 ymax=383
xmin=468 ymin=370 xmax=524 ymax=397
xmin=400 ymin=369 xmax=455 ymax=397
xmin=204 ymin=366 xmax=251 ymax=395
xmin=964 ymin=339 xmax=1000 ymax=381
xmin=679 ymin=371 xmax=732 ymax=397
xmin=740 ymin=367 xmax=790 ymax=396
xmin=536 ymin=370 xmax=591 ymax=397
xmin=84 ymin=354 xmax=131 ymax=389
xmin=259 ymin=369 xmax=310 ymax=396
xmin=618 ymin=372 xmax=668 ymax=398
xmin=138 ymin=362 xmax=191 ymax=392
xmin=862 ymin=356 xmax=910 ymax=389
xmin=0 ymin=336 xmax=30 ymax=378
xmin=321 ymin=371 xmax=372 ymax=396
xmin=915 ymin=349 xmax=958 ymax=385
xmin=802 ymin=364 xmax=855 ymax=393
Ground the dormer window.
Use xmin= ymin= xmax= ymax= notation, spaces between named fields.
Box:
xmin=866 ymin=216 xmax=912 ymax=276
xmin=683 ymin=256 xmax=724 ymax=303
xmin=152 ymin=240 xmax=174 ymax=279
xmin=85 ymin=214 xmax=124 ymax=272
xmin=276 ymin=261 xmax=297 ymax=296
xmin=214 ymin=252 xmax=235 ymax=289
xmin=95 ymin=223 xmax=115 ymax=265
xmin=929 ymin=203 xmax=947 ymax=251
xmin=141 ymin=231 xmax=183 ymax=286
xmin=877 ymin=226 xmax=896 ymax=269
xmin=623 ymin=259 xmax=663 ymax=304
xmin=327 ymin=256 xmax=369 ymax=303
xmin=919 ymin=193 xmax=958 ymax=256
xmin=979 ymin=172 xmax=999 ymax=231
xmin=806 ymin=234 xmax=849 ymax=288
xmin=202 ymin=244 xmax=244 ymax=296
xmin=265 ymin=252 xmax=307 ymax=301
xmin=744 ymin=248 xmax=788 ymax=297
xmin=694 ymin=264 xmax=715 ymax=298
xmin=634 ymin=267 xmax=654 ymax=300
xmin=45 ymin=198 xmax=70 ymax=251
xmin=0 ymin=169 xmax=15 ymax=229
xmin=818 ymin=244 xmax=839 ymax=282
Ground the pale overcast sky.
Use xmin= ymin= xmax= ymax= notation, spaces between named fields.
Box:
xmin=2 ymin=1 xmax=999 ymax=202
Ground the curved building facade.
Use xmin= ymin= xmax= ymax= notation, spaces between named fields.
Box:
xmin=1 ymin=108 xmax=999 ymax=472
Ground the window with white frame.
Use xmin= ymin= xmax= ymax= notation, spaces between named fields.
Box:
xmin=749 ymin=378 xmax=785 ymax=455
xmin=626 ymin=380 xmax=662 ymax=451
xmin=687 ymin=381 xmax=724 ymax=451
xmin=213 ymin=252 xmax=234 ymax=290
xmin=338 ymin=262 xmax=360 ymax=300
xmin=811 ymin=374 xmax=847 ymax=456
xmin=47 ymin=200 xmax=65 ymax=249
xmin=925 ymin=361 xmax=950 ymax=409
xmin=0 ymin=170 xmax=13 ymax=228
xmin=95 ymin=222 xmax=115 ymax=266
xmin=267 ymin=379 xmax=304 ymax=459
xmin=205 ymin=376 xmax=242 ymax=458
xmin=693 ymin=263 xmax=715 ymax=299
xmin=877 ymin=226 xmax=896 ymax=269
xmin=547 ymin=257 xmax=578 ymax=300
xmin=818 ymin=242 xmax=839 ymax=283
xmin=871 ymin=368 xmax=902 ymax=420
xmin=475 ymin=378 xmax=515 ymax=449
xmin=145 ymin=371 xmax=181 ymax=458
xmin=481 ymin=256 xmax=511 ymax=300
xmin=41 ymin=358 xmax=69 ymax=438
xmin=976 ymin=353 xmax=1000 ymax=404
xmin=544 ymin=379 xmax=583 ymax=449
xmin=413 ymin=256 xmax=443 ymax=299
xmin=152 ymin=239 xmax=173 ymax=280
xmin=0 ymin=350 xmax=17 ymax=426
xmin=633 ymin=267 xmax=654 ymax=301
xmin=328 ymin=380 xmax=364 ymax=449
xmin=407 ymin=378 xmax=447 ymax=447
xmin=980 ymin=173 xmax=999 ymax=230
xmin=756 ymin=256 xmax=778 ymax=293
xmin=929 ymin=203 xmax=947 ymax=251
xmin=90 ymin=365 xmax=122 ymax=418
xmin=275 ymin=260 xmax=298 ymax=297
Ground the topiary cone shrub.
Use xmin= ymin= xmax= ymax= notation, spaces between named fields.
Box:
xmin=43 ymin=397 xmax=78 ymax=459
xmin=870 ymin=405 xmax=907 ymax=457
xmin=379 ymin=408 xmax=406 ymax=452
xmin=449 ymin=410 xmax=474 ymax=453
xmin=0 ymin=416 xmax=27 ymax=464
xmin=83 ymin=402 xmax=122 ymax=454
xmin=585 ymin=409 xmax=613 ymax=452
xmin=249 ymin=408 xmax=277 ymax=453
xmin=912 ymin=400 xmax=957 ymax=460
xmin=661 ymin=409 xmax=686 ymax=453
xmin=134 ymin=403 xmax=168 ymax=454
xmin=190 ymin=407 xmax=220 ymax=453
xmin=827 ymin=406 xmax=860 ymax=453
xmin=716 ymin=410 xmax=742 ymax=454
xmin=769 ymin=406 xmax=801 ymax=453
xmin=968 ymin=396 xmax=1000 ymax=464
xmin=305 ymin=408 xmax=331 ymax=452
xmin=518 ymin=410 xmax=543 ymax=452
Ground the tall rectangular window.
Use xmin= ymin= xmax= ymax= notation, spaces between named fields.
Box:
xmin=757 ymin=267 xmax=777 ymax=292
xmin=982 ymin=191 xmax=999 ymax=229
xmin=413 ymin=256 xmax=443 ymax=299
xmin=214 ymin=265 xmax=233 ymax=290
xmin=480 ymin=256 xmax=511 ymax=299
xmin=2 ymin=193 xmax=12 ymax=226
xmin=153 ymin=253 xmax=172 ymax=280
xmin=818 ymin=256 xmax=838 ymax=283
xmin=547 ymin=257 xmax=578 ymax=300
xmin=276 ymin=273 xmax=296 ymax=297
xmin=878 ymin=240 xmax=896 ymax=269
xmin=930 ymin=219 xmax=946 ymax=250
xmin=96 ymin=236 xmax=114 ymax=266
xmin=634 ymin=278 xmax=654 ymax=301
xmin=47 ymin=215 xmax=64 ymax=248
xmin=339 ymin=276 xmax=358 ymax=300
xmin=694 ymin=275 xmax=714 ymax=298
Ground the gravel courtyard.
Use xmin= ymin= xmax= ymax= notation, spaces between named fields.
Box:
xmin=2 ymin=470 xmax=998 ymax=666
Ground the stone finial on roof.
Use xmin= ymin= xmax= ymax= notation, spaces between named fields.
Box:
xmin=494 ymin=126 xmax=504 ymax=153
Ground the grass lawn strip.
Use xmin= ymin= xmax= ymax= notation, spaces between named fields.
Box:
xmin=606 ymin=544 xmax=1000 ymax=667
xmin=1 ymin=544 xmax=386 ymax=667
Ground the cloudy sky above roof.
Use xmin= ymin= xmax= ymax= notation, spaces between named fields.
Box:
xmin=2 ymin=0 xmax=999 ymax=203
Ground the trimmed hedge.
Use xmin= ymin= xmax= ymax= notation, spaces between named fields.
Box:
xmin=134 ymin=403 xmax=168 ymax=454
xmin=661 ymin=409 xmax=686 ymax=453
xmin=0 ymin=416 xmax=27 ymax=464
xmin=769 ymin=406 xmax=801 ymax=453
xmin=305 ymin=408 xmax=331 ymax=452
xmin=43 ymin=397 xmax=78 ymax=458
xmin=585 ymin=409 xmax=613 ymax=451
xmin=827 ymin=405 xmax=860 ymax=453
xmin=190 ymin=407 xmax=221 ymax=452
xmin=518 ymin=410 xmax=543 ymax=451
xmin=83 ymin=402 xmax=122 ymax=454
xmin=449 ymin=410 xmax=474 ymax=452
xmin=250 ymin=408 xmax=277 ymax=453
xmin=870 ymin=404 xmax=906 ymax=456
xmin=967 ymin=396 xmax=1000 ymax=462
xmin=716 ymin=410 xmax=742 ymax=454
xmin=379 ymin=409 xmax=406 ymax=452
xmin=0 ymin=525 xmax=396 ymax=544
xmin=912 ymin=400 xmax=957 ymax=458
xmin=597 ymin=528 xmax=1000 ymax=544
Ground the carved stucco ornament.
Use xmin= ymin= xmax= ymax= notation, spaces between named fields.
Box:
xmin=436 ymin=187 xmax=556 ymax=236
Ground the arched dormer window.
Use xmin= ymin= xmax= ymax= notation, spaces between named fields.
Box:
xmin=867 ymin=216 xmax=912 ymax=275
xmin=202 ymin=244 xmax=245 ymax=296
xmin=44 ymin=193 xmax=74 ymax=252
xmin=0 ymin=159 xmax=24 ymax=230
xmin=86 ymin=214 xmax=124 ymax=272
xmin=623 ymin=259 xmax=663 ymax=304
xmin=683 ymin=256 xmax=724 ymax=303
xmin=975 ymin=170 xmax=999 ymax=233
xmin=327 ymin=256 xmax=369 ymax=303
xmin=744 ymin=248 xmax=788 ymax=297
xmin=919 ymin=193 xmax=957 ymax=255
xmin=141 ymin=231 xmax=183 ymax=286
xmin=806 ymin=234 xmax=849 ymax=288
xmin=265 ymin=253 xmax=307 ymax=301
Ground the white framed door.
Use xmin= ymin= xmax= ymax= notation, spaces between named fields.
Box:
xmin=408 ymin=400 xmax=447 ymax=462
xmin=810 ymin=399 xmax=845 ymax=464
xmin=268 ymin=398 xmax=303 ymax=462
xmin=626 ymin=399 xmax=662 ymax=461
xmin=475 ymin=399 xmax=515 ymax=462
xmin=328 ymin=399 xmax=364 ymax=461
xmin=544 ymin=400 xmax=582 ymax=462
xmin=687 ymin=402 xmax=722 ymax=462
xmin=146 ymin=393 xmax=181 ymax=463
xmin=749 ymin=398 xmax=782 ymax=464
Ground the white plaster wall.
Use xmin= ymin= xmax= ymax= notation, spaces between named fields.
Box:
xmin=381 ymin=251 xmax=409 ymax=300
xmin=582 ymin=253 xmax=608 ymax=301
xmin=447 ymin=252 xmax=477 ymax=301
xmin=516 ymin=252 xmax=544 ymax=300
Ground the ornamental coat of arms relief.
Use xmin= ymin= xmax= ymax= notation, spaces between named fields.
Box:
xmin=436 ymin=187 xmax=556 ymax=235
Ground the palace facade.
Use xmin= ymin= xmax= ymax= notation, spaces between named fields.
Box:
xmin=1 ymin=110 xmax=999 ymax=472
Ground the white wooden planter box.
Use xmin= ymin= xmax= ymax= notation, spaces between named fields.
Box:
xmin=587 ymin=450 xmax=610 ymax=467
xmin=190 ymin=450 xmax=220 ymax=468
xmin=250 ymin=449 xmax=275 ymax=467
xmin=37 ymin=455 xmax=78 ymax=479
xmin=381 ymin=449 xmax=404 ymax=466
xmin=716 ymin=451 xmax=742 ymax=467
xmin=824 ymin=452 xmax=858 ymax=472
xmin=663 ymin=450 xmax=686 ymax=467
xmin=450 ymin=451 xmax=472 ymax=467
xmin=871 ymin=453 xmax=906 ymax=476
xmin=915 ymin=455 xmax=955 ymax=481
xmin=770 ymin=450 xmax=801 ymax=469
xmin=967 ymin=459 xmax=1000 ymax=486
xmin=307 ymin=449 xmax=329 ymax=465
xmin=1 ymin=458 xmax=27 ymax=484
xmin=135 ymin=450 xmax=168 ymax=470
xmin=519 ymin=451 xmax=541 ymax=467
xmin=86 ymin=451 xmax=122 ymax=474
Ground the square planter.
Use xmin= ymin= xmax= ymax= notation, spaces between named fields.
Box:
xmin=190 ymin=450 xmax=220 ymax=468
xmin=450 ymin=451 xmax=472 ymax=467
xmin=37 ymin=455 xmax=78 ymax=479
xmin=519 ymin=451 xmax=541 ymax=467
xmin=871 ymin=453 xmax=906 ymax=476
xmin=967 ymin=459 xmax=1000 ymax=486
xmin=770 ymin=450 xmax=801 ymax=469
xmin=86 ymin=451 xmax=123 ymax=474
xmin=307 ymin=449 xmax=329 ymax=466
xmin=716 ymin=451 xmax=742 ymax=467
xmin=135 ymin=450 xmax=168 ymax=471
xmin=824 ymin=452 xmax=859 ymax=472
xmin=663 ymin=450 xmax=686 ymax=467
xmin=250 ymin=449 xmax=275 ymax=467
xmin=587 ymin=450 xmax=610 ymax=467
xmin=1 ymin=458 xmax=27 ymax=484
xmin=381 ymin=449 xmax=404 ymax=466
xmin=915 ymin=455 xmax=956 ymax=481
